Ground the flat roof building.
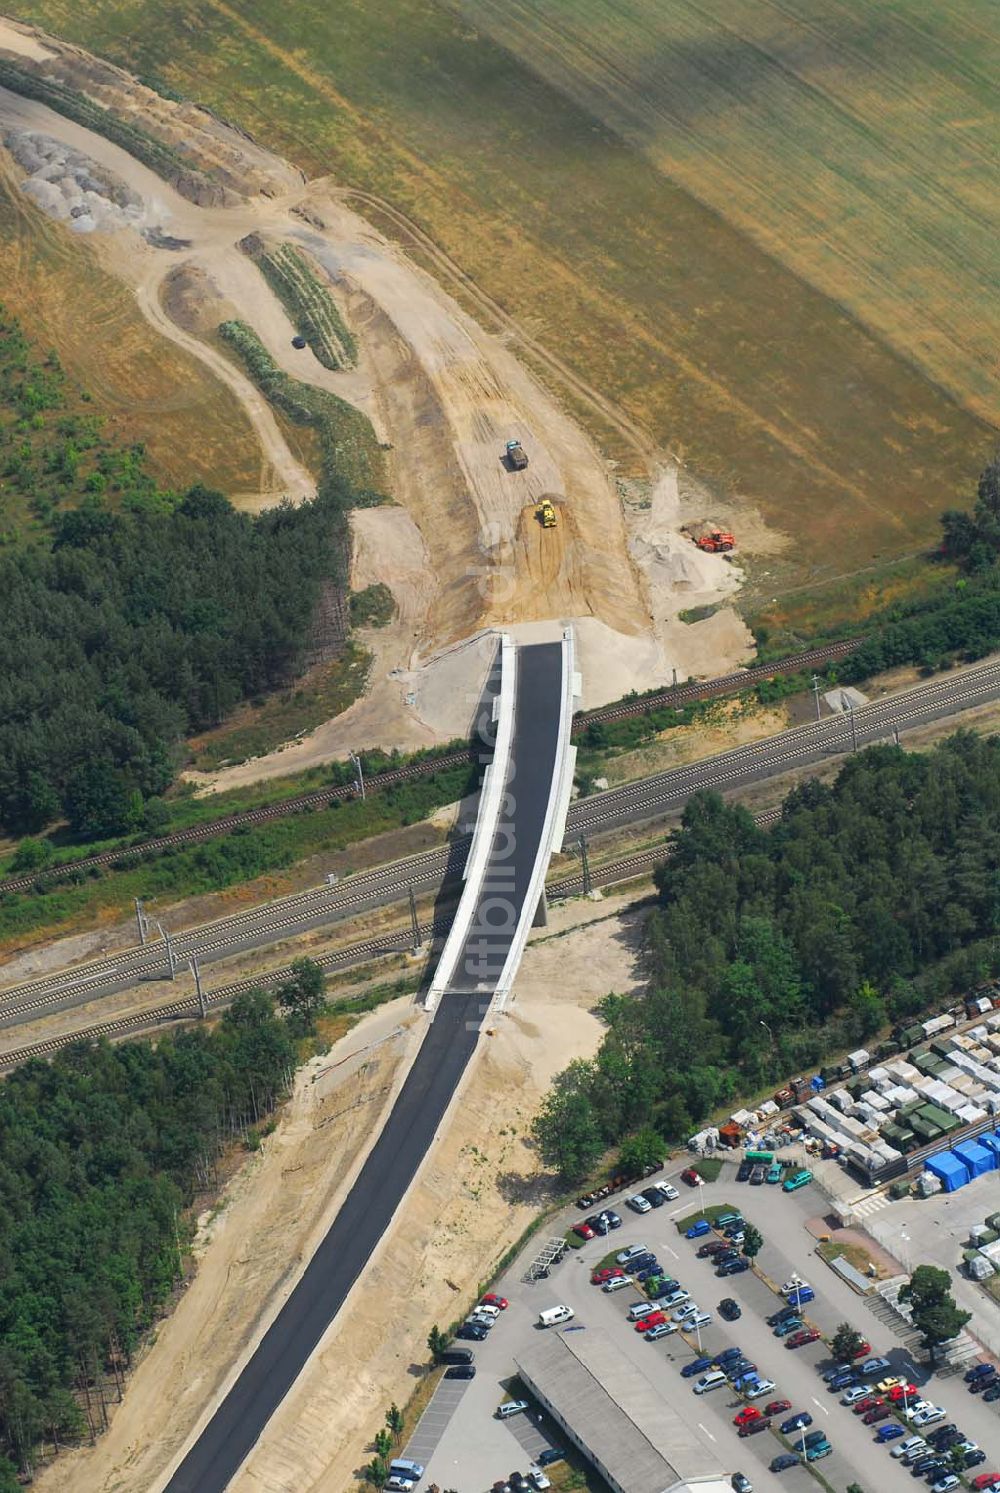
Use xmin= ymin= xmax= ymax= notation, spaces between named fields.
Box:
xmin=515 ymin=1328 xmax=725 ymax=1493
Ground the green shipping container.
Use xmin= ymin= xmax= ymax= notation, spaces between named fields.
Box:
xmin=919 ymin=1103 xmax=961 ymax=1133
xmin=910 ymin=1115 xmax=942 ymax=1141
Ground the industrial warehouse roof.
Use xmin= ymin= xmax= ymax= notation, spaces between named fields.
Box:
xmin=515 ymin=1329 xmax=722 ymax=1493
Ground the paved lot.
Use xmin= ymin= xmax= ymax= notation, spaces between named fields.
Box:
xmin=421 ymin=1160 xmax=1000 ymax=1491
xmin=867 ymin=1178 xmax=1000 ymax=1357
xmin=404 ymin=1380 xmax=472 ymax=1468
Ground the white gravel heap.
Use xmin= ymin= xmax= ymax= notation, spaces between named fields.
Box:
xmin=4 ymin=128 xmax=145 ymax=233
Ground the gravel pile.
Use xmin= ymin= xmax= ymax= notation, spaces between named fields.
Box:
xmin=5 ymin=128 xmax=145 ymax=232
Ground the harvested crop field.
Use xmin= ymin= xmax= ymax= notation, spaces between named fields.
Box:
xmin=9 ymin=0 xmax=995 ymax=603
xmin=0 ymin=149 xmax=260 ymax=495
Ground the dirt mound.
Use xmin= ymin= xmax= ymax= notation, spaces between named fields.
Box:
xmin=0 ymin=15 xmax=304 ymax=201
xmin=160 ymin=262 xmax=237 ymax=337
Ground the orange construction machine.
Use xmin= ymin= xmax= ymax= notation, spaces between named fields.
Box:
xmin=694 ymin=529 xmax=735 ymax=553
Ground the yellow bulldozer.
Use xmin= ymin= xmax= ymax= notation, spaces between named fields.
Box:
xmin=535 ymin=498 xmax=557 ymax=529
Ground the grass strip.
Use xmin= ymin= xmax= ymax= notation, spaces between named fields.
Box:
xmin=218 ymin=319 xmax=385 ymax=502
xmin=241 ymin=235 xmax=357 ymax=370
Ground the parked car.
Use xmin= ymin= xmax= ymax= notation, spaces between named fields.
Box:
xmin=982 ymin=1383 xmax=1000 ymax=1403
xmin=481 ymin=1294 xmax=508 ymax=1310
xmin=971 ymin=1476 xmax=1000 ymax=1489
xmin=657 ymin=1183 xmax=679 ymax=1201
xmin=686 ymin=1220 xmax=711 ymax=1239
xmin=645 ymin=1322 xmax=677 ymax=1341
xmin=572 ymin=1222 xmax=595 ymax=1239
xmin=740 ymin=1418 xmax=772 ymax=1438
xmin=891 ymin=1438 xmax=929 ymax=1460
xmin=628 ymin=1302 xmax=657 ymax=1321
xmin=694 ymin=1371 xmax=728 ymax=1395
xmin=859 ymin=1357 xmax=893 ymax=1376
xmin=662 ymin=1289 xmax=690 ymax=1309
xmin=627 ymin=1194 xmax=652 ymax=1214
xmin=642 ymin=1187 xmax=667 ymax=1209
xmin=877 ymin=1376 xmax=906 ymax=1393
xmin=746 ymin=1379 xmax=777 ymax=1400
xmin=586 ymin=1213 xmax=611 ymax=1235
xmin=783 ymin=1168 xmax=814 ymax=1191
xmin=592 ymin=1266 xmax=623 ymax=1285
xmin=888 ymin=1384 xmax=920 ymax=1403
xmin=604 ymin=1209 xmax=622 ymax=1229
xmin=847 ymin=1339 xmax=872 ymax=1359
xmin=771 ymin=1455 xmax=800 ymax=1473
xmin=828 ymin=1369 xmax=858 ymax=1391
xmin=636 ymin=1312 xmax=667 ymax=1333
xmin=527 ymin=1471 xmax=551 ymax=1492
xmin=774 ymin=1318 xmax=804 ymax=1338
xmin=806 ymin=1443 xmax=832 ymax=1461
xmin=698 ymin=1241 xmax=728 ymax=1258
xmin=931 ymin=1479 xmax=960 ymax=1493
xmin=766 ymin=1162 xmax=784 ymax=1184
xmin=750 ymin=1165 xmax=767 ymax=1185
xmin=804 ymin=1431 xmax=829 ymax=1448
xmin=617 ymin=1244 xmax=649 ymax=1265
xmin=737 ymin=1161 xmax=754 ymax=1182
xmin=445 ymin=1364 xmax=476 ymax=1380
xmin=781 ymin=1413 xmax=813 ymax=1434
xmin=842 ymin=1387 xmax=869 ymax=1406
xmin=732 ymin=1475 xmax=753 ymax=1493
xmin=727 ymin=1362 xmax=759 ymax=1383
xmin=877 ymin=1425 xmax=907 ymax=1443
xmin=732 ymin=1372 xmax=762 ymax=1392
xmin=455 ymin=1323 xmax=488 ymax=1340
xmin=770 ymin=1304 xmax=801 ymax=1327
xmin=720 ymin=1298 xmax=742 ymax=1321
xmin=734 ymin=1407 xmax=762 ymax=1427
xmin=681 ymin=1357 xmax=714 ymax=1378
xmin=970 ymin=1373 xmax=999 ymax=1395
xmin=864 ymin=1406 xmax=892 ymax=1425
xmin=965 ymin=1452 xmax=989 ymax=1470
xmin=474 ymin=1304 xmax=501 ymax=1320
xmin=681 ymin=1168 xmax=701 ymax=1185
xmin=912 ymin=1408 xmax=947 ymax=1428
xmin=904 ymin=1402 xmax=937 ymax=1421
xmin=497 ymin=1400 xmax=529 ymax=1419
xmin=786 ymin=1329 xmax=820 ymax=1349
xmin=853 ymin=1397 xmax=883 ymax=1416
xmin=602 ymin=1276 xmax=632 ymax=1293
xmin=966 ymin=1365 xmax=996 ymax=1384
xmin=535 ymin=1450 xmax=564 ymax=1468
xmin=764 ymin=1400 xmax=792 ymax=1415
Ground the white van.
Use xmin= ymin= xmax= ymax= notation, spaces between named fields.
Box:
xmin=538 ymin=1305 xmax=574 ymax=1328
xmin=693 ymin=1370 xmax=727 ymax=1395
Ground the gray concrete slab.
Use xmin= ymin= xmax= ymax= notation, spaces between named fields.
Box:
xmin=404 ymin=1380 xmax=472 ymax=1466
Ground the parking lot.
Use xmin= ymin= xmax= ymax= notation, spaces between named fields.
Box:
xmin=414 ymin=1161 xmax=1000 ymax=1492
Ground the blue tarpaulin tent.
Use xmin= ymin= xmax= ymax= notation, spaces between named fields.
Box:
xmin=925 ymin=1151 xmax=970 ymax=1191
xmin=979 ymin=1132 xmax=1000 ymax=1166
xmin=954 ymin=1139 xmax=995 ymax=1178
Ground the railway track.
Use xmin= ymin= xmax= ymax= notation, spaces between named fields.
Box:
xmin=0 ymin=808 xmax=782 ymax=1070
xmin=0 ymin=638 xmax=860 ymax=899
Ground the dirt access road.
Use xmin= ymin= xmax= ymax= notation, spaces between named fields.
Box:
xmin=0 ymin=15 xmax=763 ymax=777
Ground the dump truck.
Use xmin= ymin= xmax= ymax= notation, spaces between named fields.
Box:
xmin=695 ymin=529 xmax=735 ymax=553
xmin=505 ymin=439 xmax=528 ymax=470
xmin=535 ymin=498 xmax=557 ymax=529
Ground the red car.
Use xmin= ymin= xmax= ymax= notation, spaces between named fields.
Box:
xmin=636 ymin=1311 xmax=667 ymax=1332
xmin=887 ymin=1384 xmax=918 ymax=1403
xmin=480 ymin=1294 xmax=508 ymax=1310
xmin=573 ymin=1222 xmax=595 ymax=1240
xmin=852 ymin=1396 xmax=882 ymax=1416
xmin=786 ymin=1328 xmax=821 ymax=1349
xmin=764 ymin=1399 xmax=792 ymax=1416
xmin=863 ymin=1405 xmax=891 ymax=1425
xmin=848 ymin=1340 xmax=872 ymax=1359
xmin=681 ymin=1168 xmax=701 ymax=1186
xmin=739 ymin=1418 xmax=772 ymax=1438
xmin=971 ymin=1475 xmax=1000 ymax=1490
xmin=734 ymin=1408 xmax=762 ymax=1427
xmin=591 ymin=1267 xmax=623 ymax=1285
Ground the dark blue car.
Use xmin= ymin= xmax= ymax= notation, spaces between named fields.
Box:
xmin=781 ymin=1413 xmax=813 ymax=1435
xmin=681 ymin=1357 xmax=713 ymax=1378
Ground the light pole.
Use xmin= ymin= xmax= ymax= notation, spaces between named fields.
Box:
xmin=349 ymin=750 xmax=366 ymax=800
xmin=156 ymin=921 xmax=176 ymax=980
xmin=841 ymin=693 xmax=858 ymax=752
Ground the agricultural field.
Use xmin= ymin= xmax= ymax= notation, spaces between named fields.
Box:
xmin=0 ymin=150 xmax=261 ymax=498
xmin=11 ymin=0 xmax=997 ymax=607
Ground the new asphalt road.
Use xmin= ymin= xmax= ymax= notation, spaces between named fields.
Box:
xmin=4 ymin=657 xmax=1000 ymax=1032
xmin=163 ymin=988 xmax=489 ymax=1492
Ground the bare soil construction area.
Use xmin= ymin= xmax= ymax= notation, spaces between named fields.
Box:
xmin=0 ymin=14 xmax=773 ymax=786
xmin=30 ymin=894 xmax=640 ymax=1493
